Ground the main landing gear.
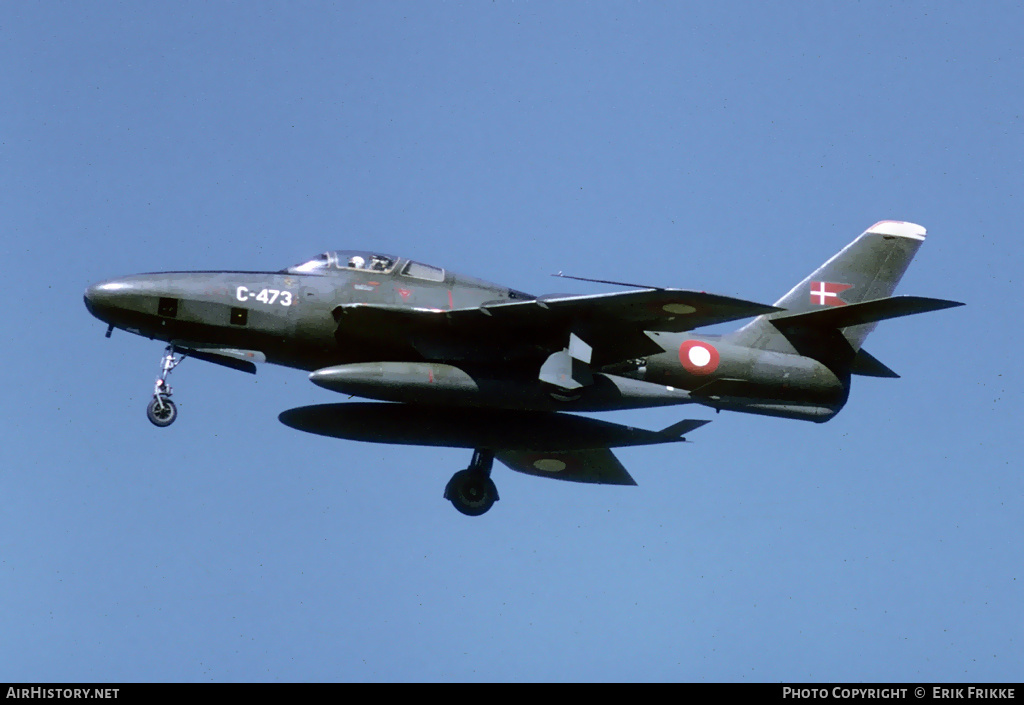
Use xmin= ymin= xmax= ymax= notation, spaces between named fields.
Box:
xmin=146 ymin=345 xmax=185 ymax=427
xmin=444 ymin=449 xmax=499 ymax=516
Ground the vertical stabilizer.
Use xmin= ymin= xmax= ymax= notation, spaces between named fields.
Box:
xmin=730 ymin=221 xmax=927 ymax=354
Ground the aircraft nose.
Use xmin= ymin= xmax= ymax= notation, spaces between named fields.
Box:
xmin=83 ymin=278 xmax=133 ymax=320
xmin=83 ymin=283 xmax=100 ymax=315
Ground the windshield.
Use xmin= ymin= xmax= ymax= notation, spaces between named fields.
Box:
xmin=285 ymin=252 xmax=333 ymax=274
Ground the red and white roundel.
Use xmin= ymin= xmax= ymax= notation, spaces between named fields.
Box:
xmin=678 ymin=340 xmax=720 ymax=375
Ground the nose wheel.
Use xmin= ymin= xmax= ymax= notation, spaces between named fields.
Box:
xmin=444 ymin=449 xmax=499 ymax=516
xmin=147 ymin=345 xmax=185 ymax=427
xmin=147 ymin=395 xmax=177 ymax=427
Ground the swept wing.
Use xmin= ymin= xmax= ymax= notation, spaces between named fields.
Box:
xmin=278 ymin=402 xmax=710 ymax=485
xmin=334 ymin=289 xmax=779 ymax=366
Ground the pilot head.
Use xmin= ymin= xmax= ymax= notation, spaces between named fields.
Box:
xmin=348 ymin=256 xmax=365 ymax=269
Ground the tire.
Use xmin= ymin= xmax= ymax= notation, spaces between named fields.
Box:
xmin=147 ymin=397 xmax=177 ymax=427
xmin=444 ymin=469 xmax=497 ymax=516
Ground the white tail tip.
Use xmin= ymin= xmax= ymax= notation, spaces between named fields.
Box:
xmin=866 ymin=220 xmax=927 ymax=240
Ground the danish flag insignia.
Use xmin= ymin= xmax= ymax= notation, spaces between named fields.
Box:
xmin=810 ymin=281 xmax=853 ymax=307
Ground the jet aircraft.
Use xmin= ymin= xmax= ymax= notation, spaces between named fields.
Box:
xmin=84 ymin=221 xmax=962 ymax=515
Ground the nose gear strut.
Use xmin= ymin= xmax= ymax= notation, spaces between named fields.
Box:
xmin=146 ymin=345 xmax=185 ymax=427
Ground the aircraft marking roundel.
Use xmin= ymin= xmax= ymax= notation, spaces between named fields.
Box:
xmin=533 ymin=458 xmax=567 ymax=473
xmin=678 ymin=340 xmax=720 ymax=375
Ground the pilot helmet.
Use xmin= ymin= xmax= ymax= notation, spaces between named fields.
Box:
xmin=348 ymin=255 xmax=365 ymax=269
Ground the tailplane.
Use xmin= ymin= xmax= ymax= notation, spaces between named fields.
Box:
xmin=729 ymin=221 xmax=962 ymax=369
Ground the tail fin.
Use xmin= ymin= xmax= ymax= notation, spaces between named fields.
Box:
xmin=730 ymin=221 xmax=957 ymax=358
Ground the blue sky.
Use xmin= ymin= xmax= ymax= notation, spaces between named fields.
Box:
xmin=1 ymin=1 xmax=1021 ymax=682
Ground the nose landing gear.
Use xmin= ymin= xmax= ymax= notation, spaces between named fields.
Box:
xmin=444 ymin=449 xmax=499 ymax=516
xmin=146 ymin=345 xmax=185 ymax=427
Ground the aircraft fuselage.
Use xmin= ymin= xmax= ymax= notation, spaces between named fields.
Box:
xmin=84 ymin=259 xmax=845 ymax=420
xmin=84 ymin=263 xmax=523 ymax=371
xmin=82 ymin=222 xmax=962 ymax=516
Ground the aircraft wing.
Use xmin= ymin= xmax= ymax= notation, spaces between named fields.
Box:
xmin=495 ymin=448 xmax=637 ymax=485
xmin=279 ymin=403 xmax=711 ymax=486
xmin=456 ymin=289 xmax=779 ymax=331
xmin=494 ymin=418 xmax=712 ymax=484
xmin=334 ymin=289 xmax=779 ymax=366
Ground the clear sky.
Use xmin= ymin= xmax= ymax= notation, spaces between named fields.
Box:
xmin=1 ymin=1 xmax=1020 ymax=682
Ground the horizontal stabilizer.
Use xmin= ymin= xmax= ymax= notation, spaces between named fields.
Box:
xmin=771 ymin=296 xmax=963 ymax=331
xmin=850 ymin=348 xmax=900 ymax=378
xmin=730 ymin=221 xmax=957 ymax=354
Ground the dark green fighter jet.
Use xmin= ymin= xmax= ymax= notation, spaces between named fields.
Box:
xmin=84 ymin=221 xmax=962 ymax=515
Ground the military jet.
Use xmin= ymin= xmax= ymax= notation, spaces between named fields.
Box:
xmin=84 ymin=221 xmax=962 ymax=515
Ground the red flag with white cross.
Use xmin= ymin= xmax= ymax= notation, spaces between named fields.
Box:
xmin=810 ymin=281 xmax=853 ymax=307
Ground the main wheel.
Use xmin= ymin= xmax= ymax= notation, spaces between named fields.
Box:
xmin=147 ymin=396 xmax=177 ymax=427
xmin=444 ymin=469 xmax=498 ymax=516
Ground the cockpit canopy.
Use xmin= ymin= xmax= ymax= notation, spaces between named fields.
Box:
xmin=285 ymin=251 xmax=447 ymax=282
xmin=286 ymin=251 xmax=398 ymax=275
